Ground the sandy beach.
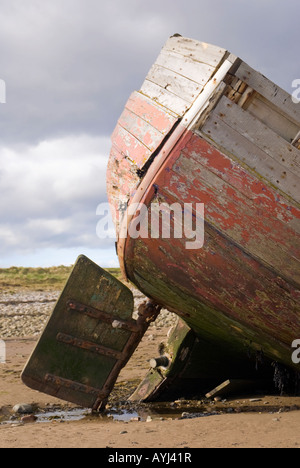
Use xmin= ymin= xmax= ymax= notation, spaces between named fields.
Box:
xmin=0 ymin=289 xmax=299 ymax=449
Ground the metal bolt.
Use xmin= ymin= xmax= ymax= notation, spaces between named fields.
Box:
xmin=149 ymin=356 xmax=169 ymax=369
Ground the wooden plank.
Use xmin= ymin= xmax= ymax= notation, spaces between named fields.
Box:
xmin=67 ymin=301 xmax=140 ymax=332
xmin=246 ymin=94 xmax=299 ymax=143
xmin=166 ymin=150 xmax=300 ymax=284
xmin=146 ymin=63 xmax=203 ymax=103
xmin=44 ymin=374 xmax=104 ymax=397
xmin=164 ymin=36 xmax=227 ymax=68
xmin=106 ymin=145 xmax=139 ymax=231
xmin=155 ymin=48 xmax=215 ymax=85
xmin=292 ymin=130 xmax=300 ymax=148
xmin=182 ymin=134 xmax=300 ymax=234
xmin=200 ymin=109 xmax=300 ymax=204
xmin=213 ymin=96 xmax=300 ymax=178
xmin=111 ymin=123 xmax=152 ymax=168
xmin=125 ymin=91 xmax=178 ymax=133
xmin=118 ymin=107 xmax=166 ymax=153
xmin=56 ymin=332 xmax=124 ymax=360
xmin=235 ymin=61 xmax=300 ymax=125
xmin=108 ymin=144 xmax=139 ymax=187
xmin=140 ymin=79 xmax=191 ymax=117
xmin=205 ymin=379 xmax=267 ymax=398
xmin=21 ymin=256 xmax=135 ymax=409
xmin=129 ymin=193 xmax=300 ymax=350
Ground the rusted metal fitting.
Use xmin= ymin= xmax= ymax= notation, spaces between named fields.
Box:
xmin=149 ymin=356 xmax=170 ymax=369
xmin=137 ymin=301 xmax=161 ymax=328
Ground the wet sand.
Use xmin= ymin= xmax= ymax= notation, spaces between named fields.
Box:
xmin=1 ymin=333 xmax=300 ymax=448
xmin=0 ymin=288 xmax=300 ymax=448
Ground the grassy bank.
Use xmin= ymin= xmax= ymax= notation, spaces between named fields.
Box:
xmin=0 ymin=265 xmax=123 ymax=292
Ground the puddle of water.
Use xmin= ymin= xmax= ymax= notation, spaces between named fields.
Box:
xmin=0 ymin=407 xmax=92 ymax=425
xmin=1 ymin=405 xmax=202 ymax=425
xmin=108 ymin=411 xmax=140 ymax=422
xmin=35 ymin=407 xmax=91 ymax=423
xmin=105 ymin=403 xmax=212 ymax=422
xmin=2 ymin=395 xmax=298 ymax=425
xmin=0 ymin=401 xmax=244 ymax=425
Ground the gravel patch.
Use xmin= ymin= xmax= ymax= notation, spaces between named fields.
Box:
xmin=0 ymin=288 xmax=177 ymax=339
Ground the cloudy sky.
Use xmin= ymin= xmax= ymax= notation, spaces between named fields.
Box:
xmin=0 ymin=0 xmax=299 ymax=268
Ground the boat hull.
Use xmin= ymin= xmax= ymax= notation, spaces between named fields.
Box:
xmin=123 ymin=130 xmax=300 ymax=370
xmin=108 ymin=35 xmax=300 ymax=374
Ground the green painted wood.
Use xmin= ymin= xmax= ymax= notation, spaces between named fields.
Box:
xmin=22 ymin=255 xmax=134 ymax=409
xmin=130 ymin=318 xmax=274 ymax=402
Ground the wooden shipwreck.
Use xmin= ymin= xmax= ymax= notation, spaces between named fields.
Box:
xmin=22 ymin=36 xmax=300 ymax=408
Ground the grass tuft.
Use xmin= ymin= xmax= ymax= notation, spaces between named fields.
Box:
xmin=0 ymin=265 xmax=122 ymax=292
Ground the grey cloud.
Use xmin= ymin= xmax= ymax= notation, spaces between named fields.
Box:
xmin=0 ymin=0 xmax=168 ymax=145
xmin=0 ymin=135 xmax=111 ymax=258
xmin=1 ymin=0 xmax=298 ymax=146
xmin=0 ymin=0 xmax=299 ymax=265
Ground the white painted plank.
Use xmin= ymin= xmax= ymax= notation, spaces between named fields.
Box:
xmin=200 ymin=112 xmax=300 ymax=204
xmin=246 ymin=94 xmax=299 ymax=143
xmin=140 ymin=79 xmax=191 ymax=117
xmin=127 ymin=91 xmax=179 ymax=121
xmin=146 ymin=63 xmax=203 ymax=104
xmin=213 ymin=96 xmax=300 ymax=178
xmin=118 ymin=108 xmax=165 ymax=152
xmin=164 ymin=36 xmax=227 ymax=67
xmin=155 ymin=49 xmax=215 ymax=85
xmin=235 ymin=61 xmax=300 ymax=125
xmin=111 ymin=123 xmax=151 ymax=168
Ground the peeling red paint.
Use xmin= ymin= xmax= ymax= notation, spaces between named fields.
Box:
xmin=108 ymin=91 xmax=300 ymax=369
xmin=151 ymin=134 xmax=300 ymax=283
xmin=125 ymin=92 xmax=177 ymax=135
xmin=111 ymin=124 xmax=152 ymax=169
xmin=185 ymin=135 xmax=300 ymax=223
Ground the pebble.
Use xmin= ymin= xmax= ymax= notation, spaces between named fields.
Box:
xmin=21 ymin=414 xmax=37 ymax=424
xmin=0 ymin=289 xmax=177 ymax=339
xmin=0 ymin=291 xmax=58 ymax=338
xmin=13 ymin=404 xmax=34 ymax=415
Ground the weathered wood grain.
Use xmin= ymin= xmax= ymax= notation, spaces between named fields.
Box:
xmin=108 ymin=36 xmax=300 ymax=375
xmin=235 ymin=61 xmax=300 ymax=125
xmin=163 ymin=140 xmax=300 ymax=285
xmin=106 ymin=145 xmax=140 ymax=230
xmin=246 ymin=94 xmax=299 ymax=143
xmin=126 ymin=91 xmax=178 ymax=133
xmin=140 ymin=79 xmax=191 ymax=117
xmin=118 ymin=107 xmax=165 ymax=153
xmin=155 ymin=48 xmax=215 ymax=85
xmin=212 ymin=96 xmax=300 ymax=178
xmin=111 ymin=123 xmax=152 ymax=169
xmin=164 ymin=36 xmax=227 ymax=68
xmin=146 ymin=63 xmax=202 ymax=103
xmin=126 ymin=211 xmax=299 ymax=359
xmin=200 ymin=103 xmax=300 ymax=204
